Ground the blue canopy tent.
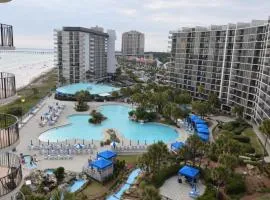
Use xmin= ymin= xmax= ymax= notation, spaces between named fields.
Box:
xmin=171 ymin=141 xmax=184 ymax=151
xmin=196 ymin=124 xmax=208 ymax=129
xmin=178 ymin=165 xmax=200 ymax=181
xmin=197 ymin=133 xmax=209 ymax=142
xmin=197 ymin=127 xmax=209 ymax=134
xmin=97 ymin=150 xmax=117 ymax=160
xmin=90 ymin=159 xmax=113 ymax=170
xmin=190 ymin=114 xmax=199 ymax=122
xmin=193 ymin=118 xmax=206 ymax=124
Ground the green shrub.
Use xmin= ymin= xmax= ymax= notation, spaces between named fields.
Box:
xmin=242 ymin=144 xmax=256 ymax=153
xmin=54 ymin=167 xmax=65 ymax=183
xmin=151 ymin=165 xmax=181 ymax=188
xmin=7 ymin=106 xmax=23 ymax=117
xmin=226 ymin=174 xmax=246 ymax=195
xmin=197 ymin=185 xmax=216 ymax=200
xmin=233 ymin=135 xmax=250 ymax=143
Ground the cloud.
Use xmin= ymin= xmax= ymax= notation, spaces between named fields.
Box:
xmin=2 ymin=0 xmax=270 ymax=51
xmin=144 ymin=0 xmax=227 ymax=10
xmin=118 ymin=8 xmax=137 ymax=17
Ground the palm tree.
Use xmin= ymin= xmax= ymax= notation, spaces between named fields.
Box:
xmin=232 ymin=105 xmax=244 ymax=118
xmin=197 ymin=85 xmax=205 ymax=99
xmin=259 ymin=119 xmax=270 ymax=157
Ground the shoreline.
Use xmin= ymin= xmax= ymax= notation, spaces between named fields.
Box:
xmin=17 ymin=67 xmax=56 ymax=91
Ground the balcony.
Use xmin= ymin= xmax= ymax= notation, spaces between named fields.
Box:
xmin=0 ymin=152 xmax=22 ymax=197
xmin=0 ymin=114 xmax=19 ymax=151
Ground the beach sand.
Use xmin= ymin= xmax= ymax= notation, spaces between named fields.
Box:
xmin=0 ymin=50 xmax=54 ymax=89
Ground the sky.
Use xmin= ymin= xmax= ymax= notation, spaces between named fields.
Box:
xmin=1 ymin=0 xmax=270 ymax=51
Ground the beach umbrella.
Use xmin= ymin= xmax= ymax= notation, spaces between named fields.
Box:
xmin=110 ymin=141 xmax=118 ymax=147
xmin=74 ymin=143 xmax=85 ymax=149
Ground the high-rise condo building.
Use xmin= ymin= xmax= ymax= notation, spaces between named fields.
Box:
xmin=107 ymin=30 xmax=117 ymax=75
xmin=169 ymin=17 xmax=270 ymax=125
xmin=55 ymin=26 xmax=113 ymax=84
xmin=122 ymin=30 xmax=144 ymax=57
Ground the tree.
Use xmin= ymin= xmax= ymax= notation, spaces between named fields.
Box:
xmin=139 ymin=141 xmax=169 ymax=174
xmin=54 ymin=167 xmax=65 ymax=183
xmin=192 ymin=101 xmax=209 ymax=118
xmin=218 ymin=154 xmax=238 ymax=171
xmin=111 ymin=91 xmax=119 ymax=98
xmin=197 ymin=85 xmax=205 ymax=98
xmin=175 ymin=92 xmax=192 ymax=105
xmin=179 ymin=135 xmax=204 ymax=166
xmin=115 ymin=67 xmax=122 ymax=77
xmin=211 ymin=166 xmax=228 ymax=198
xmin=232 ymin=105 xmax=244 ymax=118
xmin=141 ymin=185 xmax=161 ymax=200
xmin=208 ymin=92 xmax=220 ymax=112
xmin=74 ymin=90 xmax=90 ymax=111
xmin=259 ymin=119 xmax=270 ymax=157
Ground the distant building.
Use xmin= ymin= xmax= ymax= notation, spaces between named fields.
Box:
xmin=107 ymin=30 xmax=117 ymax=75
xmin=122 ymin=30 xmax=144 ymax=57
xmin=55 ymin=26 xmax=116 ymax=84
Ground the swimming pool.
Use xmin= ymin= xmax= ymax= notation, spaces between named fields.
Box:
xmin=39 ymin=105 xmax=179 ymax=143
xmin=23 ymin=155 xmax=37 ymax=169
xmin=68 ymin=179 xmax=87 ymax=193
xmin=56 ymin=83 xmax=119 ymax=95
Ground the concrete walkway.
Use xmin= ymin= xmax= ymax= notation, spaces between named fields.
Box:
xmin=159 ymin=176 xmax=205 ymax=200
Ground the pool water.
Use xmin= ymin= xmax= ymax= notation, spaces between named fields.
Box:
xmin=107 ymin=169 xmax=141 ymax=200
xmin=39 ymin=105 xmax=179 ymax=143
xmin=23 ymin=155 xmax=37 ymax=169
xmin=56 ymin=83 xmax=119 ymax=95
xmin=68 ymin=179 xmax=87 ymax=193
xmin=44 ymin=169 xmax=54 ymax=175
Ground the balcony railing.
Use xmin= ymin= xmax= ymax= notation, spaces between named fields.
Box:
xmin=0 ymin=153 xmax=22 ymax=197
xmin=0 ymin=114 xmax=19 ymax=150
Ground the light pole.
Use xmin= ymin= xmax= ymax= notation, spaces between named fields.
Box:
xmin=20 ymin=97 xmax=25 ymax=122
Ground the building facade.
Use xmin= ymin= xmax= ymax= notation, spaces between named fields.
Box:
xmin=122 ymin=30 xmax=144 ymax=57
xmin=55 ymin=27 xmax=110 ymax=84
xmin=107 ymin=30 xmax=117 ymax=75
xmin=169 ymin=17 xmax=270 ymax=124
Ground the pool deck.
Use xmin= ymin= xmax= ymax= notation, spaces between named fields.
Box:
xmin=159 ymin=176 xmax=206 ymax=200
xmin=16 ymin=95 xmax=189 ymax=174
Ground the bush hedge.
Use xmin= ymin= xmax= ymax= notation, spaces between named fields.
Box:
xmin=197 ymin=185 xmax=217 ymax=200
xmin=226 ymin=174 xmax=246 ymax=195
xmin=151 ymin=165 xmax=182 ymax=188
xmin=233 ymin=135 xmax=250 ymax=143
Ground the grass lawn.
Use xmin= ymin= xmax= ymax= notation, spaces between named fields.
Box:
xmin=76 ymin=181 xmax=110 ymax=200
xmin=0 ymin=69 xmax=57 ymax=116
xmin=117 ymin=155 xmax=140 ymax=166
xmin=242 ymin=128 xmax=264 ymax=155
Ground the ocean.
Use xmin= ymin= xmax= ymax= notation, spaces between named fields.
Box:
xmin=0 ymin=48 xmax=54 ymax=89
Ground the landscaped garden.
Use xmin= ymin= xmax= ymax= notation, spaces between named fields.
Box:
xmin=0 ymin=69 xmax=57 ymax=117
